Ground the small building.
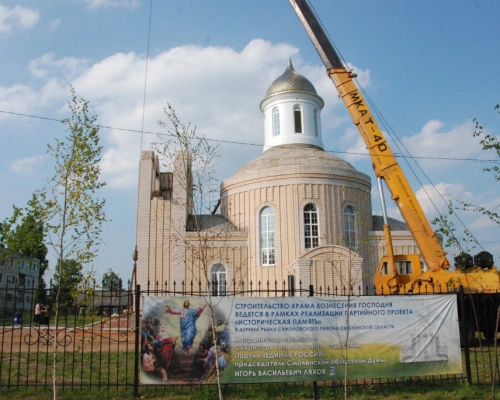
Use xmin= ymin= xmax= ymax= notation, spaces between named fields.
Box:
xmin=0 ymin=247 xmax=41 ymax=312
xmin=76 ymin=289 xmax=129 ymax=316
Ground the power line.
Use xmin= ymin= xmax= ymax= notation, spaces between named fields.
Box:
xmin=0 ymin=108 xmax=497 ymax=163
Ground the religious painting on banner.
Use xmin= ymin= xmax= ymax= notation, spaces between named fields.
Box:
xmin=140 ymin=295 xmax=462 ymax=384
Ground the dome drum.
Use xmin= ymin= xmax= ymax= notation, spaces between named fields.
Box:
xmin=262 ymin=94 xmax=323 ymax=150
xmin=261 ymin=60 xmax=325 ymax=151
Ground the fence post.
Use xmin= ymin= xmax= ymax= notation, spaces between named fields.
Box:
xmin=309 ymin=284 xmax=318 ymax=399
xmin=134 ymin=285 xmax=141 ymax=397
xmin=459 ymin=285 xmax=472 ymax=385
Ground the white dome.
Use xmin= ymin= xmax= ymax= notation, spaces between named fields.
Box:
xmin=262 ymin=59 xmax=321 ymax=101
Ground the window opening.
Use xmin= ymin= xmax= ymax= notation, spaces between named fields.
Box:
xmin=211 ymin=263 xmax=227 ymax=296
xmin=294 ymin=105 xmax=302 ymax=133
xmin=273 ymin=107 xmax=280 ymax=136
xmin=397 ymin=261 xmax=413 ymax=275
xmin=260 ymin=207 xmax=275 ymax=265
xmin=314 ymin=108 xmax=319 ymax=137
xmin=381 ymin=262 xmax=389 ymax=275
xmin=343 ymin=206 xmax=356 ymax=249
xmin=304 ymin=203 xmax=318 ymax=249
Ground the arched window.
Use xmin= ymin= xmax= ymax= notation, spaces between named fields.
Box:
xmin=260 ymin=207 xmax=275 ymax=265
xmin=294 ymin=105 xmax=302 ymax=133
xmin=313 ymin=108 xmax=319 ymax=137
xmin=304 ymin=203 xmax=318 ymax=249
xmin=272 ymin=107 xmax=280 ymax=137
xmin=211 ymin=263 xmax=226 ymax=296
xmin=343 ymin=206 xmax=356 ymax=248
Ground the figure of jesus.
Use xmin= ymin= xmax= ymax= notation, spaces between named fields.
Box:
xmin=165 ymin=300 xmax=206 ymax=353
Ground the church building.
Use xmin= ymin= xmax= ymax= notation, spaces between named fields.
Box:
xmin=135 ymin=60 xmax=420 ymax=296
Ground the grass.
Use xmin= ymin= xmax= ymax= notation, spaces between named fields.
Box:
xmin=0 ymin=381 xmax=496 ymax=399
xmin=0 ymin=353 xmax=498 ymax=399
xmin=0 ymin=352 xmax=135 ymax=387
xmin=2 ymin=346 xmax=497 ymax=393
xmin=0 ymin=329 xmax=498 ymax=399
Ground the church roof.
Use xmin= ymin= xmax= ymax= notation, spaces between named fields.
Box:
xmin=234 ymin=144 xmax=355 ymax=176
xmin=186 ymin=214 xmax=243 ymax=234
xmin=371 ymin=215 xmax=409 ymax=231
xmin=264 ymin=59 xmax=318 ymax=99
xmin=223 ymin=145 xmax=372 ymax=190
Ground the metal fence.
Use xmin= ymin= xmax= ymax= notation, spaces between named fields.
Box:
xmin=0 ymin=284 xmax=498 ymax=396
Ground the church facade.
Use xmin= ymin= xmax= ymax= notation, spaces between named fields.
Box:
xmin=135 ymin=61 xmax=420 ymax=296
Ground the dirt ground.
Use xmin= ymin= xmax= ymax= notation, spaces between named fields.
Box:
xmin=0 ymin=316 xmax=135 ymax=352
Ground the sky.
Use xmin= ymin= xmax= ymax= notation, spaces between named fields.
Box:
xmin=1 ymin=0 xmax=500 ymax=285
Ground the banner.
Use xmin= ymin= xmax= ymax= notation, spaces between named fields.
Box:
xmin=140 ymin=295 xmax=462 ymax=384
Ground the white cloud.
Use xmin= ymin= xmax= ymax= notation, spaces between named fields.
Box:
xmin=0 ymin=84 xmax=40 ymax=119
xmin=335 ymin=103 xmax=482 ymax=179
xmin=401 ymin=119 xmax=480 ymax=169
xmin=0 ymin=39 xmax=378 ymax=189
xmin=9 ymin=39 xmax=474 ymax=199
xmin=0 ymin=64 xmax=75 ymax=120
xmin=49 ymin=18 xmax=61 ymax=31
xmin=341 ymin=115 xmax=490 ymax=246
xmin=381 ymin=180 xmax=479 ymax=221
xmin=341 ymin=126 xmax=369 ymax=162
xmin=28 ymin=53 xmax=89 ymax=81
xmin=348 ymin=63 xmax=371 ymax=89
xmin=99 ymin=146 xmax=138 ymax=189
xmin=415 ymin=182 xmax=470 ymax=218
xmin=65 ymin=39 xmax=304 ymax=188
xmin=411 ymin=182 xmax=498 ymax=247
xmin=80 ymin=0 xmax=140 ymax=9
xmin=10 ymin=155 xmax=44 ymax=175
xmin=0 ymin=5 xmax=39 ymax=33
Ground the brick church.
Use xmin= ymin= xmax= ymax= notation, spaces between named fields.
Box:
xmin=134 ymin=60 xmax=418 ymax=295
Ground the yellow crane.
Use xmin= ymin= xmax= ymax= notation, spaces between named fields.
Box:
xmin=288 ymin=0 xmax=500 ymax=298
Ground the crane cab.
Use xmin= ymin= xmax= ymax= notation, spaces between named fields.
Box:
xmin=374 ymin=254 xmax=423 ymax=294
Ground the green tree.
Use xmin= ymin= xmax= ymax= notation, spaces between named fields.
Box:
xmin=51 ymin=259 xmax=83 ymax=309
xmin=461 ymin=104 xmax=500 ymax=225
xmin=432 ymin=104 xmax=500 ymax=254
xmin=0 ymin=201 xmax=49 ymax=303
xmin=1 ymin=202 xmax=47 ymax=268
xmin=102 ymin=269 xmax=122 ymax=290
xmin=31 ymin=87 xmax=106 ymax=399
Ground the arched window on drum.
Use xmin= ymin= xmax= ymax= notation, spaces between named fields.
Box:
xmin=294 ymin=105 xmax=302 ymax=133
xmin=313 ymin=108 xmax=319 ymax=137
xmin=273 ymin=107 xmax=280 ymax=137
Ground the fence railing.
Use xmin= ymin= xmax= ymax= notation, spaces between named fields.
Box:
xmin=142 ymin=278 xmax=499 ymax=297
xmin=0 ymin=285 xmax=498 ymax=395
